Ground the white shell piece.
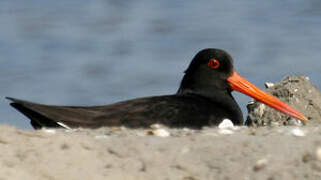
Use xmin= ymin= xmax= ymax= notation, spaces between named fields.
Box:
xmin=42 ymin=128 xmax=56 ymax=134
xmin=218 ymin=129 xmax=234 ymax=135
xmin=95 ymin=135 xmax=109 ymax=139
xmin=316 ymin=147 xmax=321 ymax=161
xmin=291 ymin=128 xmax=305 ymax=137
xmin=57 ymin=122 xmax=72 ymax=130
xmin=153 ymin=129 xmax=170 ymax=137
xmin=254 ymin=158 xmax=268 ymax=171
xmin=218 ymin=119 xmax=234 ymax=129
xmin=264 ymin=82 xmax=274 ymax=88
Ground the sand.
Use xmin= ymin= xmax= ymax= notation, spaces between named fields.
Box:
xmin=0 ymin=125 xmax=321 ymax=180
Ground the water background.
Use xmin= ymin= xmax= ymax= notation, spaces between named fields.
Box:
xmin=1 ymin=0 xmax=321 ymax=129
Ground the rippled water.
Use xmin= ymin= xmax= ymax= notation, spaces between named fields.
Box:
xmin=1 ymin=0 xmax=321 ymax=129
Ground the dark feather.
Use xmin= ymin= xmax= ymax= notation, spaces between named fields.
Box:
xmin=6 ymin=95 xmax=242 ymax=129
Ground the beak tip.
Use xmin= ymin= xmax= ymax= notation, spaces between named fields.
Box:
xmin=302 ymin=116 xmax=309 ymax=122
xmin=293 ymin=114 xmax=308 ymax=123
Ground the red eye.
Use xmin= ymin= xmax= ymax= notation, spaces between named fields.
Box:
xmin=208 ymin=58 xmax=220 ymax=69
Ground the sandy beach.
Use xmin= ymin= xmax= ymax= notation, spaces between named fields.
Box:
xmin=0 ymin=125 xmax=320 ymax=180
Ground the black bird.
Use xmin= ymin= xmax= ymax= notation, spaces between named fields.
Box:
xmin=6 ymin=49 xmax=307 ymax=129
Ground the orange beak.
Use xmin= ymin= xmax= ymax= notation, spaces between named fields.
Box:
xmin=227 ymin=71 xmax=308 ymax=122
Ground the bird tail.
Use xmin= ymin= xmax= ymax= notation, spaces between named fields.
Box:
xmin=6 ymin=97 xmax=61 ymax=129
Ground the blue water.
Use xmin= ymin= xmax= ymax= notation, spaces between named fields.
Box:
xmin=1 ymin=0 xmax=321 ymax=129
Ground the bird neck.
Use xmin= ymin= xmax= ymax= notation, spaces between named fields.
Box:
xmin=177 ymin=76 xmax=244 ymax=124
xmin=177 ymin=86 xmax=233 ymax=105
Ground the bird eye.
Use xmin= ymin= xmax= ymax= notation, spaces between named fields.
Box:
xmin=208 ymin=58 xmax=220 ymax=69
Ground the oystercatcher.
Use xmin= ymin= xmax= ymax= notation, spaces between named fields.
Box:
xmin=6 ymin=49 xmax=307 ymax=129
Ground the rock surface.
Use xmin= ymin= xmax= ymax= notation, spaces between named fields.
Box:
xmin=246 ymin=75 xmax=321 ymax=126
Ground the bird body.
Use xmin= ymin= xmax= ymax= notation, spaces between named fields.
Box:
xmin=7 ymin=93 xmax=242 ymax=129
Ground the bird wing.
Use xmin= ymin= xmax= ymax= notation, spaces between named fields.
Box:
xmin=6 ymin=96 xmax=211 ymax=129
